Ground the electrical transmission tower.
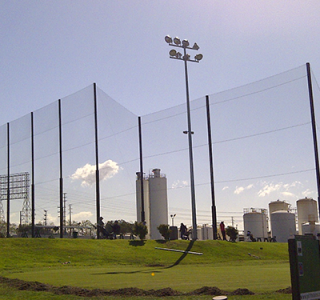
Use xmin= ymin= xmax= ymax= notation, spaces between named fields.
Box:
xmin=20 ymin=197 xmax=31 ymax=225
xmin=0 ymin=172 xmax=30 ymax=225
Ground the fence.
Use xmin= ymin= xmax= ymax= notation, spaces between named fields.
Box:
xmin=0 ymin=63 xmax=319 ymax=237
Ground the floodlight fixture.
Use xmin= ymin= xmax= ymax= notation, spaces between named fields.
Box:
xmin=195 ymin=54 xmax=203 ymax=61
xmin=165 ymin=35 xmax=172 ymax=44
xmin=174 ymin=37 xmax=181 ymax=45
xmin=176 ymin=52 xmax=182 ymax=59
xmin=183 ymin=54 xmax=191 ymax=61
xmin=193 ymin=43 xmax=199 ymax=50
xmin=169 ymin=49 xmax=177 ymax=57
xmin=182 ymin=39 xmax=189 ymax=47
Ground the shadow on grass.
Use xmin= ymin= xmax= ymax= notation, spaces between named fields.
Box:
xmin=92 ymin=240 xmax=195 ymax=275
xmin=91 ymin=269 xmax=162 ymax=275
xmin=165 ymin=240 xmax=195 ymax=269
xmin=128 ymin=240 xmax=145 ymax=246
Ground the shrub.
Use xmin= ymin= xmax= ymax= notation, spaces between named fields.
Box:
xmin=226 ymin=226 xmax=238 ymax=242
xmin=132 ymin=222 xmax=148 ymax=240
xmin=157 ymin=224 xmax=171 ymax=240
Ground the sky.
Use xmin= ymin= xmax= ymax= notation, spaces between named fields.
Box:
xmin=1 ymin=1 xmax=320 ymax=230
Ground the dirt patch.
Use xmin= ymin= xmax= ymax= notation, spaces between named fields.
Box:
xmin=230 ymin=288 xmax=255 ymax=295
xmin=1 ymin=276 xmax=287 ymax=297
xmin=276 ymin=287 xmax=292 ymax=294
xmin=188 ymin=286 xmax=225 ymax=295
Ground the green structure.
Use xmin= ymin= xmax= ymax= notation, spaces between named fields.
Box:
xmin=289 ymin=235 xmax=320 ymax=300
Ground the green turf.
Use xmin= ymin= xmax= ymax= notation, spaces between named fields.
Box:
xmin=0 ymin=238 xmax=292 ymax=299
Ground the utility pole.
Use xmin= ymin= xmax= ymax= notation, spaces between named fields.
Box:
xmin=63 ymin=193 xmax=67 ymax=227
xmin=43 ymin=210 xmax=47 ymax=226
xmin=69 ymin=204 xmax=72 ymax=226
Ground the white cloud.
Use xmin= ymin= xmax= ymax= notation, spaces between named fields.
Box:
xmin=258 ymin=183 xmax=282 ymax=197
xmin=258 ymin=181 xmax=303 ymax=198
xmin=302 ymin=189 xmax=314 ymax=198
xmin=171 ymin=180 xmax=188 ymax=189
xmin=234 ymin=186 xmax=245 ymax=194
xmin=222 ymin=186 xmax=229 ymax=191
xmin=281 ymin=191 xmax=296 ymax=198
xmin=234 ymin=184 xmax=254 ymax=195
xmin=71 ymin=159 xmax=120 ymax=187
xmin=72 ymin=211 xmax=93 ymax=221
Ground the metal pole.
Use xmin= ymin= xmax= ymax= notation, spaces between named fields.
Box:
xmin=306 ymin=62 xmax=320 ymax=219
xmin=138 ymin=116 xmax=145 ymax=223
xmin=205 ymin=95 xmax=217 ymax=239
xmin=183 ymin=46 xmax=197 ymax=240
xmin=6 ymin=123 xmax=10 ymax=238
xmin=31 ymin=112 xmax=35 ymax=237
xmin=93 ymin=83 xmax=101 ymax=238
xmin=58 ymin=99 xmax=64 ymax=238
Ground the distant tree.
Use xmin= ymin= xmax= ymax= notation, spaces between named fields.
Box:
xmin=104 ymin=220 xmax=134 ymax=238
xmin=78 ymin=220 xmax=94 ymax=235
xmin=226 ymin=226 xmax=238 ymax=242
xmin=118 ymin=220 xmax=134 ymax=235
xmin=157 ymin=224 xmax=171 ymax=240
xmin=132 ymin=221 xmax=148 ymax=240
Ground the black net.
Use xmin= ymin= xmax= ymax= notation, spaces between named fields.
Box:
xmin=0 ymin=64 xmax=319 ymax=233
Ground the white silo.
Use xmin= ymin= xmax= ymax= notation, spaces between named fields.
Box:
xmin=270 ymin=211 xmax=296 ymax=242
xmin=148 ymin=169 xmax=168 ymax=240
xmin=243 ymin=209 xmax=268 ymax=240
xmin=269 ymin=200 xmax=290 ymax=214
xmin=297 ymin=198 xmax=318 ymax=234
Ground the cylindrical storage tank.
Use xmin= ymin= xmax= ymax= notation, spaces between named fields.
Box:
xmin=149 ymin=169 xmax=168 ymax=240
xmin=201 ymin=226 xmax=213 ymax=240
xmin=297 ymin=198 xmax=318 ymax=234
xmin=243 ymin=212 xmax=268 ymax=240
xmin=270 ymin=211 xmax=296 ymax=243
xmin=302 ymin=222 xmax=320 ymax=236
xmin=269 ymin=200 xmax=290 ymax=214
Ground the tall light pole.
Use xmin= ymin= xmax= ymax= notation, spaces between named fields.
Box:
xmin=165 ymin=35 xmax=203 ymax=240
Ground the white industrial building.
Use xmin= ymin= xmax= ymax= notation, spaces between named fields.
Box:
xmin=269 ymin=200 xmax=296 ymax=243
xmin=242 ymin=198 xmax=320 ymax=243
xmin=297 ymin=197 xmax=319 ymax=235
xmin=136 ymin=168 xmax=168 ymax=240
xmin=243 ymin=208 xmax=269 ymax=241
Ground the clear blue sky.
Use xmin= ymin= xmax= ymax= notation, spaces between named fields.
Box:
xmin=1 ymin=1 xmax=320 ymax=121
xmin=1 ymin=1 xmax=320 ymax=228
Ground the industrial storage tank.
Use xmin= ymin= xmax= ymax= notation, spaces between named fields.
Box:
xmin=297 ymin=198 xmax=318 ymax=234
xmin=270 ymin=210 xmax=296 ymax=243
xmin=243 ymin=209 xmax=268 ymax=240
xmin=148 ymin=169 xmax=168 ymax=240
xmin=269 ymin=200 xmax=290 ymax=214
xmin=302 ymin=222 xmax=320 ymax=236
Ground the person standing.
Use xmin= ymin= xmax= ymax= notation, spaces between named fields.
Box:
xmin=179 ymin=223 xmax=187 ymax=240
xmin=220 ymin=221 xmax=226 ymax=240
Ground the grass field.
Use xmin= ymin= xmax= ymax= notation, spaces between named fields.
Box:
xmin=0 ymin=238 xmax=292 ymax=299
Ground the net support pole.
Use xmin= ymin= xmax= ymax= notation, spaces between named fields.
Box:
xmin=6 ymin=123 xmax=10 ymax=238
xmin=58 ymin=99 xmax=64 ymax=238
xmin=93 ymin=83 xmax=101 ymax=238
xmin=206 ymin=95 xmax=217 ymax=240
xmin=31 ymin=112 xmax=35 ymax=238
xmin=306 ymin=62 xmax=320 ymax=219
xmin=138 ymin=116 xmax=145 ymax=224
